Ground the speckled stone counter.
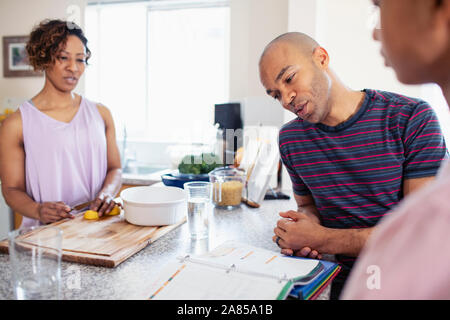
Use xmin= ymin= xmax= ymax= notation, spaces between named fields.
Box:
xmin=0 ymin=195 xmax=331 ymax=300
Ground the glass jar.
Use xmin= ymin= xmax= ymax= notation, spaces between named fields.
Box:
xmin=208 ymin=166 xmax=246 ymax=210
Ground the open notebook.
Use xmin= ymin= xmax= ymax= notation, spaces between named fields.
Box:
xmin=147 ymin=241 xmax=325 ymax=300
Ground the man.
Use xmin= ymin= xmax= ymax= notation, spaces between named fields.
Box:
xmin=258 ymin=32 xmax=448 ymax=299
xmin=342 ymin=0 xmax=450 ymax=299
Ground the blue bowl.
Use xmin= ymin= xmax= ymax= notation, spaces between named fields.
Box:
xmin=161 ymin=172 xmax=210 ymax=189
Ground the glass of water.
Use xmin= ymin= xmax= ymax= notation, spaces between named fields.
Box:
xmin=8 ymin=226 xmax=62 ymax=300
xmin=183 ymin=182 xmax=212 ymax=240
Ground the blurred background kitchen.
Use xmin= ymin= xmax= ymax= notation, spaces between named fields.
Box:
xmin=1 ymin=0 xmax=449 ymax=239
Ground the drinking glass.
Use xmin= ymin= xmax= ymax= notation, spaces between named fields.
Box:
xmin=8 ymin=226 xmax=62 ymax=300
xmin=183 ymin=182 xmax=212 ymax=239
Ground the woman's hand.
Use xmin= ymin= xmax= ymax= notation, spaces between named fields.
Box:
xmin=38 ymin=201 xmax=75 ymax=224
xmin=89 ymin=192 xmax=121 ymax=217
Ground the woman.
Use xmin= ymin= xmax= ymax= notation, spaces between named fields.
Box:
xmin=342 ymin=0 xmax=450 ymax=299
xmin=0 ymin=19 xmax=122 ymax=228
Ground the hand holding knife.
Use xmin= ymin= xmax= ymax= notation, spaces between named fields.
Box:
xmin=39 ymin=193 xmax=122 ymax=224
xmin=69 ymin=200 xmax=94 ymax=214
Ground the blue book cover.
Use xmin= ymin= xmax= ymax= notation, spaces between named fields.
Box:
xmin=289 ymin=259 xmax=341 ymax=300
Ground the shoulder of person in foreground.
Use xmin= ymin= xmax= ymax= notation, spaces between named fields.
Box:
xmin=340 ymin=164 xmax=450 ymax=299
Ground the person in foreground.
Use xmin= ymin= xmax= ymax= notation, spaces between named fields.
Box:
xmin=258 ymin=32 xmax=447 ymax=299
xmin=341 ymin=0 xmax=450 ymax=299
xmin=0 ymin=19 xmax=122 ymax=228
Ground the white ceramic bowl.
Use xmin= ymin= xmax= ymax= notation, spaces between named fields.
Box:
xmin=120 ymin=186 xmax=187 ymax=226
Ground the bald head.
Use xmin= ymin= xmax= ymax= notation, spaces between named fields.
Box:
xmin=260 ymin=32 xmax=320 ymax=66
xmin=258 ymin=32 xmax=334 ymax=124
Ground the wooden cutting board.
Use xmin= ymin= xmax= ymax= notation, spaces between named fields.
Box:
xmin=0 ymin=211 xmax=185 ymax=268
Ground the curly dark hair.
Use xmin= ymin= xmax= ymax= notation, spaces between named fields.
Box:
xmin=26 ymin=19 xmax=91 ymax=71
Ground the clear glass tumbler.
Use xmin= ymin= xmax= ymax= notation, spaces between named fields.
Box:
xmin=183 ymin=182 xmax=212 ymax=240
xmin=8 ymin=226 xmax=62 ymax=300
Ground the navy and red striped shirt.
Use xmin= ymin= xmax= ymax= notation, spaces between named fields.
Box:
xmin=278 ymin=89 xmax=448 ymax=282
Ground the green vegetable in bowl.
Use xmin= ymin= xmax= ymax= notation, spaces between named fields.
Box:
xmin=178 ymin=153 xmax=222 ymax=175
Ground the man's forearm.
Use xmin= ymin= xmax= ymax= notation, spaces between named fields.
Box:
xmin=317 ymin=227 xmax=375 ymax=257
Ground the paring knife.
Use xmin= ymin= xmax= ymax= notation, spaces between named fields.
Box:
xmin=70 ymin=200 xmax=94 ymax=213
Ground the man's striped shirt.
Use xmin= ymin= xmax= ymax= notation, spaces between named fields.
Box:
xmin=278 ymin=89 xmax=448 ymax=281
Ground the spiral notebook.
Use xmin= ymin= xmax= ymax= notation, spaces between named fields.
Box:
xmin=147 ymin=241 xmax=326 ymax=300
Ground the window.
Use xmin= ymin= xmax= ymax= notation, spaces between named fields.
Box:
xmin=85 ymin=1 xmax=229 ymax=143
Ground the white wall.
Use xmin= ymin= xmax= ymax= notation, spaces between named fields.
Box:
xmin=229 ymin=0 xmax=288 ymax=100
xmin=315 ymin=0 xmax=423 ymax=97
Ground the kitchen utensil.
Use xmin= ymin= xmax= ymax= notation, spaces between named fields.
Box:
xmin=70 ymin=200 xmax=93 ymax=213
xmin=241 ymin=154 xmax=260 ymax=208
xmin=241 ymin=197 xmax=260 ymax=208
xmin=120 ymin=186 xmax=187 ymax=226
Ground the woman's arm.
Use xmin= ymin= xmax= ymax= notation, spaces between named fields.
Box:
xmin=89 ymin=104 xmax=122 ymax=216
xmin=0 ymin=111 xmax=73 ymax=224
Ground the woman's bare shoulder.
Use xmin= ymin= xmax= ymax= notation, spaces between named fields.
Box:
xmin=95 ymin=103 xmax=114 ymax=125
xmin=0 ymin=110 xmax=23 ymax=141
xmin=95 ymin=102 xmax=110 ymax=114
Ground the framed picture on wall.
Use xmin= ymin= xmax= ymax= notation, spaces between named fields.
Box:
xmin=2 ymin=36 xmax=43 ymax=77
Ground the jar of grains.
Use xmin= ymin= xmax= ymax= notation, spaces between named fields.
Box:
xmin=208 ymin=166 xmax=246 ymax=210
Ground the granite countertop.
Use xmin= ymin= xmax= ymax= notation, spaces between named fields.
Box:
xmin=0 ymin=195 xmax=331 ymax=300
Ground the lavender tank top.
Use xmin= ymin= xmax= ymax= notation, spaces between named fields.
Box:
xmin=19 ymin=97 xmax=108 ymax=228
